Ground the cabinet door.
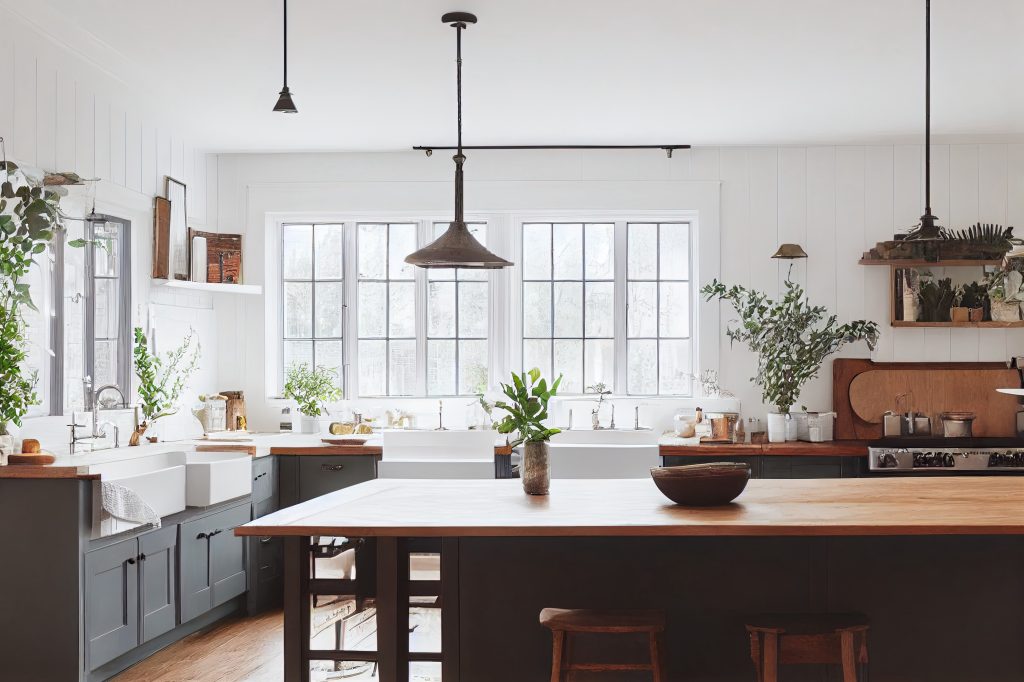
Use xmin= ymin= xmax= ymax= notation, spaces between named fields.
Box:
xmin=760 ymin=456 xmax=850 ymax=479
xmin=252 ymin=456 xmax=276 ymax=504
xmin=210 ymin=504 xmax=251 ymax=607
xmin=139 ymin=525 xmax=178 ymax=643
xmin=179 ymin=514 xmax=216 ymax=623
xmin=297 ymin=455 xmax=377 ymax=503
xmin=85 ymin=538 xmax=139 ymax=670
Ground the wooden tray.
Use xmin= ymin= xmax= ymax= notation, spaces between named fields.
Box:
xmin=322 ymin=438 xmax=368 ymax=446
xmin=7 ymin=453 xmax=56 ymax=465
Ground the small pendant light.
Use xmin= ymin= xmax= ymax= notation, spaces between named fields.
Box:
xmin=771 ymin=244 xmax=808 ymax=259
xmin=406 ymin=12 xmax=512 ymax=269
xmin=273 ymin=0 xmax=297 ymax=113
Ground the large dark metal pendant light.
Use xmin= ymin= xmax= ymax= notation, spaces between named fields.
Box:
xmin=406 ymin=12 xmax=512 ymax=269
xmin=273 ymin=0 xmax=297 ymax=113
xmin=908 ymin=0 xmax=941 ymax=240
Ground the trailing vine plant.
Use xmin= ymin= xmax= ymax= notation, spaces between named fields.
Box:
xmin=131 ymin=327 xmax=201 ymax=444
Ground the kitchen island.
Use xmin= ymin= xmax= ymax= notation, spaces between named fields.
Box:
xmin=238 ymin=477 xmax=1024 ymax=681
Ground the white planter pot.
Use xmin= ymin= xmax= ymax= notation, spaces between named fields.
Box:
xmin=0 ymin=434 xmax=14 ymax=465
xmin=785 ymin=415 xmax=799 ymax=441
xmin=296 ymin=415 xmax=322 ymax=435
xmin=766 ymin=413 xmax=788 ymax=443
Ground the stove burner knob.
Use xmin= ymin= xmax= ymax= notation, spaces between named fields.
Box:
xmin=944 ymin=453 xmax=955 ymax=468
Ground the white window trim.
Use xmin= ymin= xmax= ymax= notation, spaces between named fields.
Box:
xmin=267 ymin=208 xmax=706 ymax=400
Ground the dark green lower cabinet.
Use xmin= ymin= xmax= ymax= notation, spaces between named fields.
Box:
xmin=279 ymin=454 xmax=379 ymax=506
xmin=661 ymin=454 xmax=863 ymax=479
xmin=180 ymin=503 xmax=251 ymax=624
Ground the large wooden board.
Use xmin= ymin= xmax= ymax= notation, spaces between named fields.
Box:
xmin=834 ymin=359 xmax=1020 ymax=439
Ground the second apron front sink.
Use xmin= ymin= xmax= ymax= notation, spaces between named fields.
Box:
xmin=185 ymin=451 xmax=253 ymax=506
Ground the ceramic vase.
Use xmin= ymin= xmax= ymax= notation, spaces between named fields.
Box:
xmin=129 ymin=422 xmax=148 ymax=447
xmin=991 ymin=300 xmax=1021 ymax=322
xmin=766 ymin=412 xmax=789 ymax=444
xmin=298 ymin=414 xmax=322 ymax=434
xmin=521 ymin=441 xmax=550 ymax=495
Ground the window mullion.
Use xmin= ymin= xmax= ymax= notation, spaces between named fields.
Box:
xmin=343 ymin=222 xmax=358 ymax=399
xmin=613 ymin=220 xmax=628 ymax=394
xmin=415 ymin=220 xmax=429 ymax=396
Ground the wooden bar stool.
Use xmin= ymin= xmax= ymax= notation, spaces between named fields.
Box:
xmin=540 ymin=607 xmax=666 ymax=682
xmin=745 ymin=613 xmax=870 ymax=682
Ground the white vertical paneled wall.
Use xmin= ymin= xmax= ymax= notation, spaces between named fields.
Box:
xmin=0 ymin=6 xmax=213 ymax=229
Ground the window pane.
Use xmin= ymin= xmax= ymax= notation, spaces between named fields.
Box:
xmin=628 ymin=339 xmax=658 ymax=394
xmin=427 ymin=340 xmax=456 ymax=395
xmin=458 ymin=339 xmax=488 ymax=394
xmin=314 ymin=340 xmax=344 ymax=388
xmin=584 ymin=223 xmax=614 ymax=279
xmin=584 ymin=339 xmax=614 ymax=388
xmin=584 ymin=281 xmax=614 ymax=337
xmin=627 ymin=281 xmax=657 ymax=337
xmin=522 ymin=223 xmax=552 ymax=280
xmin=94 ymin=222 xmax=120 ymax=277
xmin=659 ymin=282 xmax=690 ymax=338
xmin=283 ymin=224 xmax=313 ymax=279
xmin=314 ymin=224 xmax=344 ymax=279
xmin=389 ymin=282 xmax=416 ymax=337
xmin=284 ymin=340 xmax=313 ymax=374
xmin=94 ymin=339 xmax=117 ymax=388
xmin=388 ymin=223 xmax=416 ymax=280
xmin=660 ymin=339 xmax=691 ymax=395
xmin=388 ymin=340 xmax=417 ymax=395
xmin=552 ymin=223 xmax=582 ymax=280
xmin=428 ymin=282 xmax=456 ymax=338
xmin=522 ymin=282 xmax=552 ymax=337
xmin=523 ymin=339 xmax=551 ymax=379
xmin=458 ymin=282 xmax=488 ymax=338
xmin=94 ymin=278 xmax=119 ymax=339
xmin=358 ymin=282 xmax=386 ymax=337
xmin=284 ymin=282 xmax=313 ymax=338
xmin=314 ymin=282 xmax=344 ymax=338
xmin=659 ymin=223 xmax=689 ymax=280
xmin=553 ymin=339 xmax=582 ymax=394
xmin=357 ymin=224 xmax=387 ymax=279
xmin=628 ymin=223 xmax=657 ymax=279
xmin=358 ymin=340 xmax=386 ymax=395
xmin=552 ymin=282 xmax=582 ymax=338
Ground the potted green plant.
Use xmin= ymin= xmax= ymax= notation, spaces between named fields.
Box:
xmin=131 ymin=327 xmax=201 ymax=445
xmin=986 ymin=262 xmax=1024 ymax=322
xmin=282 ymin=363 xmax=342 ymax=434
xmin=494 ymin=368 xmax=562 ymax=495
xmin=917 ymin=276 xmax=955 ymax=322
xmin=702 ymin=277 xmax=879 ymax=443
xmin=955 ymin=281 xmax=987 ymax=323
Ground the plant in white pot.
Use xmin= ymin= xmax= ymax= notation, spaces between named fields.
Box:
xmin=494 ymin=368 xmax=562 ymax=495
xmin=132 ymin=327 xmax=201 ymax=445
xmin=702 ymin=277 xmax=880 ymax=443
xmin=283 ymin=363 xmax=342 ymax=434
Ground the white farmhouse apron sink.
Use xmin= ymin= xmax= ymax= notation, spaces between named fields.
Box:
xmin=185 ymin=451 xmax=252 ymax=506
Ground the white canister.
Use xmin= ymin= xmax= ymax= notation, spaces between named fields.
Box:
xmin=766 ymin=412 xmax=788 ymax=443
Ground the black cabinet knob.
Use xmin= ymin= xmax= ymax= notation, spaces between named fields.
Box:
xmin=196 ymin=532 xmax=208 ymax=540
xmin=139 ymin=553 xmax=146 ymax=561
xmin=126 ymin=558 xmax=136 ymax=565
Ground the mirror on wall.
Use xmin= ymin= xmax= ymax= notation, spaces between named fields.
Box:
xmin=166 ymin=177 xmax=189 ymax=280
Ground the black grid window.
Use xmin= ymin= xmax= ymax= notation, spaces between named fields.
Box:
xmin=426 ymin=222 xmax=489 ymax=395
xmin=521 ymin=223 xmax=615 ymax=394
xmin=356 ymin=223 xmax=417 ymax=396
xmin=626 ymin=222 xmax=692 ymax=395
xmin=281 ymin=223 xmax=345 ymax=390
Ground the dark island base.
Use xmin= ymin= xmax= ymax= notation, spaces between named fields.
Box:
xmin=456 ymin=536 xmax=1024 ymax=681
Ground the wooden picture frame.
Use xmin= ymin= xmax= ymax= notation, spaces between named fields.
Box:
xmin=165 ymin=177 xmax=189 ymax=280
xmin=152 ymin=196 xmax=171 ymax=279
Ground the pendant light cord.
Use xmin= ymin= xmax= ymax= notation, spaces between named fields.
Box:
xmin=283 ymin=0 xmax=289 ymax=87
xmin=456 ymin=23 xmax=463 ymax=154
xmin=924 ymin=0 xmax=931 ymax=216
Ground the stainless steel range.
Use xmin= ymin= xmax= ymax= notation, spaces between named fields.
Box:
xmin=869 ymin=443 xmax=1024 ymax=472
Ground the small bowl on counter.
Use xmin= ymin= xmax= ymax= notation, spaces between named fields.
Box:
xmin=650 ymin=462 xmax=751 ymax=506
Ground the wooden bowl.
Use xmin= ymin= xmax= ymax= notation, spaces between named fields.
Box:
xmin=650 ymin=462 xmax=750 ymax=506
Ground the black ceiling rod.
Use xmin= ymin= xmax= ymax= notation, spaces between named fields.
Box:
xmin=413 ymin=144 xmax=691 ymax=158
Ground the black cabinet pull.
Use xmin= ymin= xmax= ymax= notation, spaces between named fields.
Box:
xmin=196 ymin=532 xmax=208 ymax=540
xmin=321 ymin=463 xmax=345 ymax=471
xmin=126 ymin=557 xmax=136 ymax=565
xmin=209 ymin=529 xmax=223 ymax=537
xmin=259 ymin=537 xmax=273 ymax=544
xmin=139 ymin=553 xmax=146 ymax=561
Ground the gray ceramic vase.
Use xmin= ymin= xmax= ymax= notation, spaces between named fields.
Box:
xmin=521 ymin=441 xmax=550 ymax=495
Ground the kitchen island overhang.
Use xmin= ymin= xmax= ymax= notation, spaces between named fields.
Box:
xmin=238 ymin=478 xmax=1024 ymax=682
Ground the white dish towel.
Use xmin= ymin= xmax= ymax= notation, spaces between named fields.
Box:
xmin=100 ymin=481 xmax=161 ymax=529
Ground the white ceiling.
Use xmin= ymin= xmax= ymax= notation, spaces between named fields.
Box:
xmin=13 ymin=0 xmax=1024 ymax=152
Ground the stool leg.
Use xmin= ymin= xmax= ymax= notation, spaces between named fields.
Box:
xmin=649 ymin=632 xmax=665 ymax=682
xmin=748 ymin=631 xmax=763 ymax=682
xmin=550 ymin=630 xmax=565 ymax=682
xmin=840 ymin=630 xmax=857 ymax=682
xmin=564 ymin=633 xmax=574 ymax=682
xmin=762 ymin=632 xmax=779 ymax=682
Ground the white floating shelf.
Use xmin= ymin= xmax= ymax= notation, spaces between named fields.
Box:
xmin=152 ymin=279 xmax=262 ymax=295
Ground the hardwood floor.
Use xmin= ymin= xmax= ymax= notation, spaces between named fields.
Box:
xmin=112 ymin=610 xmax=284 ymax=682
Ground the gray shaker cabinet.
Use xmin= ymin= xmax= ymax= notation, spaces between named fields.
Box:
xmin=139 ymin=525 xmax=178 ymax=643
xmin=85 ymin=537 xmax=140 ymax=670
xmin=180 ymin=502 xmax=251 ymax=623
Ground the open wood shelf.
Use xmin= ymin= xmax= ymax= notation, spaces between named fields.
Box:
xmin=152 ymin=278 xmax=262 ymax=295
xmin=859 ymin=258 xmax=1002 ymax=267
xmin=891 ymin=320 xmax=1024 ymax=328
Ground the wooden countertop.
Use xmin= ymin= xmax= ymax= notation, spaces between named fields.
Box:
xmin=659 ymin=440 xmax=868 ymax=457
xmin=0 ymin=465 xmax=97 ymax=480
xmin=236 ymin=476 xmax=1024 ymax=538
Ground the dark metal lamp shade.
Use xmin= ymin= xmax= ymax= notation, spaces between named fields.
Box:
xmin=274 ymin=86 xmax=297 ymax=113
xmin=405 ymin=221 xmax=511 ymax=269
xmin=771 ymin=243 xmax=808 ymax=259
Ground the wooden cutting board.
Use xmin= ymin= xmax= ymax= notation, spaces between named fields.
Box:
xmin=849 ymin=368 xmax=1020 ymax=436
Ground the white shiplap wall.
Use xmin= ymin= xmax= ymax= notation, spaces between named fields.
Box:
xmin=0 ymin=6 xmax=213 ymax=228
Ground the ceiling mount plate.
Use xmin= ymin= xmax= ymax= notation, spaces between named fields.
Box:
xmin=442 ymin=11 xmax=477 ymax=26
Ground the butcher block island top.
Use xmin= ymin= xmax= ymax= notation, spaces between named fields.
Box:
xmin=236 ymin=476 xmax=1024 ymax=538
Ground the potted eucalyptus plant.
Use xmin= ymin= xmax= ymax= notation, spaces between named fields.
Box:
xmin=702 ymin=277 xmax=879 ymax=443
xmin=494 ymin=368 xmax=562 ymax=495
xmin=282 ymin=363 xmax=342 ymax=434
xmin=131 ymin=327 xmax=201 ymax=445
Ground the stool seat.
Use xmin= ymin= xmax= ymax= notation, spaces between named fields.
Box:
xmin=745 ymin=612 xmax=869 ymax=634
xmin=540 ymin=608 xmax=666 ymax=633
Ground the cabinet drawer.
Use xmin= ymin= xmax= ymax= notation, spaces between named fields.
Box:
xmin=252 ymin=456 xmax=276 ymax=503
xmin=297 ymin=456 xmax=377 ymax=503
